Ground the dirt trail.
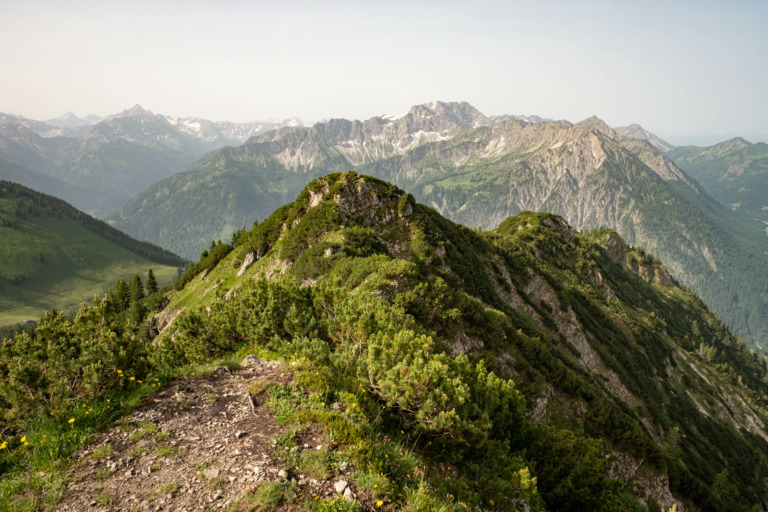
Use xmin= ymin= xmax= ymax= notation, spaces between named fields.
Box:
xmin=54 ymin=360 xmax=354 ymax=512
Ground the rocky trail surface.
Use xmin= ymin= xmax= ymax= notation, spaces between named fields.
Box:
xmin=54 ymin=358 xmax=369 ymax=511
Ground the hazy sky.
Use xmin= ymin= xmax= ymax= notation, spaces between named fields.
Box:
xmin=1 ymin=0 xmax=766 ymax=144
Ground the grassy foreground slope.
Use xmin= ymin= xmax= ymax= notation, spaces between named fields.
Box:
xmin=0 ymin=181 xmax=185 ymax=326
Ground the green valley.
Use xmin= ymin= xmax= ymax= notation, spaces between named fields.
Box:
xmin=0 ymin=181 xmax=186 ymax=326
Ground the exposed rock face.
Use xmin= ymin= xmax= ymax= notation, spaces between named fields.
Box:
xmin=237 ymin=252 xmax=256 ymax=276
xmin=154 ymin=306 xmax=183 ymax=334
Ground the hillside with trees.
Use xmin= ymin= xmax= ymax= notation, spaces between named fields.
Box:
xmin=0 ymin=181 xmax=185 ymax=326
xmin=3 ymin=173 xmax=768 ymax=511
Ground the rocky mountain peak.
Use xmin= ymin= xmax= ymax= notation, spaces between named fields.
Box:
xmin=304 ymin=173 xmax=410 ymax=227
xmin=404 ymin=100 xmax=491 ymax=129
xmin=615 ymin=124 xmax=674 ymax=153
xmin=54 ymin=112 xmax=78 ymax=122
xmin=119 ymin=104 xmax=153 ymax=118
xmin=721 ymin=136 xmax=752 ymax=149
xmin=45 ymin=112 xmax=102 ymax=130
xmin=575 ymin=115 xmax=617 ymax=139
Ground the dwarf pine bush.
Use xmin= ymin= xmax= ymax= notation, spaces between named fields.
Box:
xmin=0 ymin=298 xmax=149 ymax=422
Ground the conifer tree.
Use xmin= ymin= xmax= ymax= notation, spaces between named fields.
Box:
xmin=127 ymin=274 xmax=146 ymax=325
xmin=111 ymin=279 xmax=131 ymax=312
xmin=130 ymin=274 xmax=145 ymax=303
xmin=146 ymin=268 xmax=159 ymax=294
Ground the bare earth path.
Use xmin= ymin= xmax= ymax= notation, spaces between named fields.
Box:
xmin=54 ymin=360 xmax=353 ymax=512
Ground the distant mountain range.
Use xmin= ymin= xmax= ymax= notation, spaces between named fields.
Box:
xmin=0 ymin=181 xmax=185 ymax=327
xmin=0 ymin=106 xmax=303 ymax=216
xmin=108 ymin=101 xmax=768 ymax=351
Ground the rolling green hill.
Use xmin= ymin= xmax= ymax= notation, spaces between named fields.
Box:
xmin=0 ymin=181 xmax=186 ymax=326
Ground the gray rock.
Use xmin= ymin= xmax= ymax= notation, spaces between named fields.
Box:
xmin=202 ymin=468 xmax=221 ymax=480
xmin=241 ymin=354 xmax=261 ymax=367
xmin=278 ymin=469 xmax=289 ymax=479
xmin=334 ymin=480 xmax=348 ymax=493
xmin=237 ymin=252 xmax=256 ymax=276
xmin=211 ymin=366 xmax=231 ymax=377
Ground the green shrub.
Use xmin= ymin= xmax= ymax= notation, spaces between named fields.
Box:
xmin=0 ymin=299 xmax=148 ymax=422
xmin=365 ymin=330 xmax=526 ymax=445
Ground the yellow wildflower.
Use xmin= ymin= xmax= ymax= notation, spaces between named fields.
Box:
xmin=68 ymin=418 xmax=75 ymax=424
xmin=130 ymin=377 xmax=135 ymax=381
xmin=376 ymin=501 xmax=384 ymax=507
xmin=0 ymin=441 xmax=6 ymax=450
xmin=20 ymin=436 xmax=26 ymax=443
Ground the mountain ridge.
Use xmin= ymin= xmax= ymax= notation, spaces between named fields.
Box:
xmin=5 ymin=172 xmax=768 ymax=511
xmin=667 ymin=138 xmax=768 ymax=227
xmin=111 ymin=101 xmax=768 ymax=352
xmin=154 ymin=172 xmax=768 ymax=509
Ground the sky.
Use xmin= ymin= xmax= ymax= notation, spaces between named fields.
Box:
xmin=0 ymin=0 xmax=766 ymax=145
